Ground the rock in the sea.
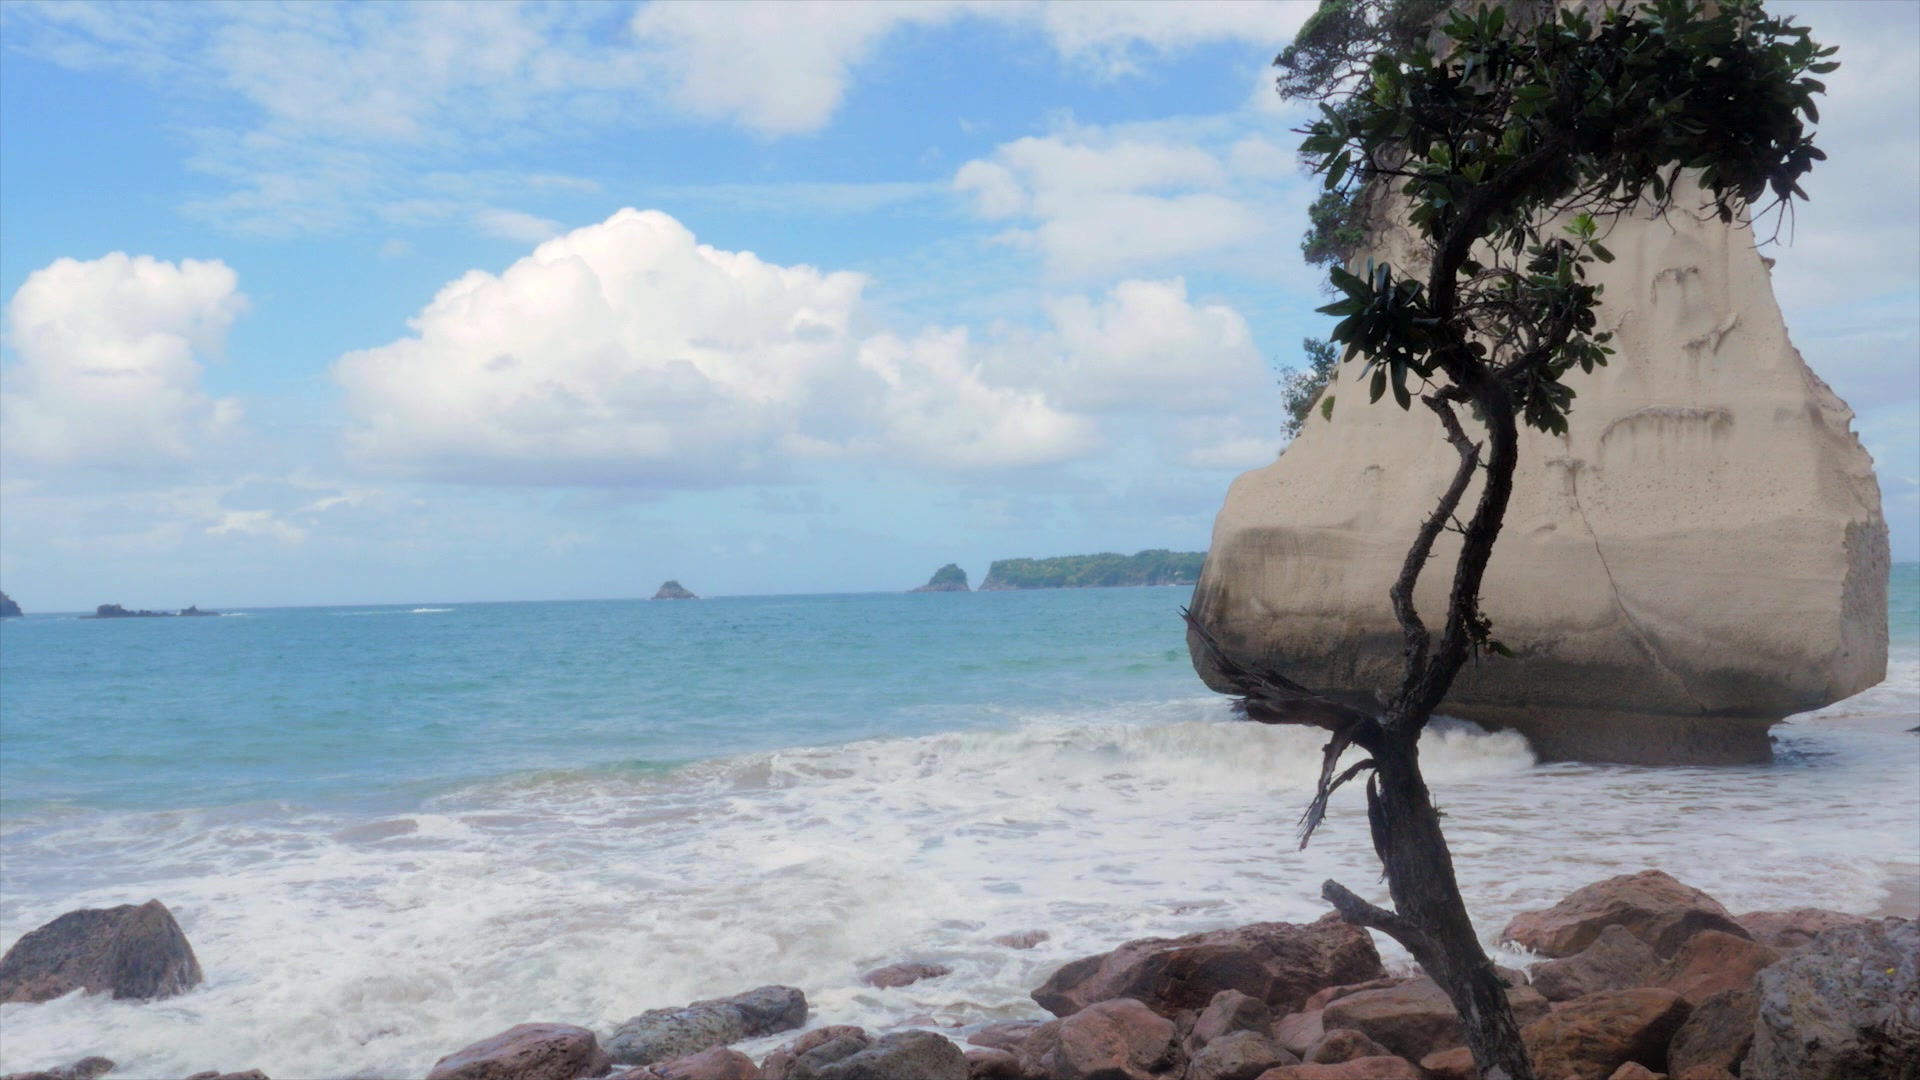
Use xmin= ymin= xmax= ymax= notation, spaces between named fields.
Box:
xmin=910 ymin=565 xmax=971 ymax=593
xmin=0 ymin=590 xmax=22 ymax=617
xmin=1665 ymin=987 xmax=1757 ymax=1079
xmin=0 ymin=899 xmax=203 ymax=1003
xmin=771 ymin=1029 xmax=965 ymax=1080
xmin=1318 ymin=976 xmax=1547 ymax=1061
xmin=650 ymin=1048 xmax=762 ymax=1080
xmin=1531 ymin=924 xmax=1660 ymax=1002
xmin=183 ymin=1073 xmax=269 ymax=1080
xmin=990 ymin=930 xmax=1049 ymax=950
xmin=1734 ymin=907 xmax=1876 ymax=950
xmin=1030 ymin=913 xmax=1384 ymax=1019
xmin=610 ymin=986 xmax=807 ymax=1065
xmin=1185 ymin=1029 xmax=1294 ymax=1079
xmin=1521 ymin=987 xmax=1692 ymax=1080
xmin=1255 ymin=1056 xmax=1424 ymax=1079
xmin=1652 ymin=929 xmax=1779 ymax=1005
xmin=652 ymin=580 xmax=698 ymax=600
xmin=0 ymin=1058 xmax=114 ymax=1080
xmin=762 ymin=1027 xmax=868 ymax=1079
xmin=1500 ymin=870 xmax=1750 ymax=959
xmin=1185 ymin=177 xmax=1887 ymax=766
xmin=862 ymin=962 xmax=952 ymax=988
xmin=426 ymin=1024 xmax=610 ymax=1080
xmin=1048 ymin=998 xmax=1177 ymax=1080
xmin=1742 ymin=917 xmax=1919 ymax=1080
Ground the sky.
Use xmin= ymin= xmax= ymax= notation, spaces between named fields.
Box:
xmin=0 ymin=0 xmax=1914 ymax=611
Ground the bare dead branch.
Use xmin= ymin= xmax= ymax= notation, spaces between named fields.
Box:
xmin=1299 ymin=754 xmax=1376 ymax=849
xmin=1323 ymin=878 xmax=1436 ymax=958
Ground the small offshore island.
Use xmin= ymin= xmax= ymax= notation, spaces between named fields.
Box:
xmin=0 ymin=590 xmax=21 ymax=617
xmin=910 ymin=564 xmax=971 ymax=592
xmin=651 ymin=580 xmax=698 ymax=600
xmin=83 ymin=604 xmax=220 ymax=619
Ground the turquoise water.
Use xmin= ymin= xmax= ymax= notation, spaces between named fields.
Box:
xmin=0 ymin=576 xmax=1913 ymax=1077
xmin=0 ymin=590 xmax=1201 ymax=815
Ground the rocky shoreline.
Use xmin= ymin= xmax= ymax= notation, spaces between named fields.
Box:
xmin=2 ymin=870 xmax=1913 ymax=1080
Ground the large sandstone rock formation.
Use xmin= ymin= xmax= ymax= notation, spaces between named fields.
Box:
xmin=1188 ymin=183 xmax=1888 ymax=764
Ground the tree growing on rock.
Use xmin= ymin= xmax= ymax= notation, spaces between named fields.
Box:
xmin=1188 ymin=1 xmax=1833 ymax=1076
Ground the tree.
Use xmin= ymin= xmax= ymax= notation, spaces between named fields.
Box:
xmin=1279 ymin=337 xmax=1340 ymax=439
xmin=1189 ymin=1 xmax=1832 ymax=1076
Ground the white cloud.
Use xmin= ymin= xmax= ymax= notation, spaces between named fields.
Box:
xmin=1040 ymin=0 xmax=1315 ymax=76
xmin=207 ymin=508 xmax=308 ymax=544
xmin=1 ymin=253 xmax=247 ymax=467
xmin=953 ymin=128 xmax=1285 ymax=278
xmin=333 ymin=208 xmax=1096 ymax=487
xmin=473 ymin=208 xmax=564 ymax=244
xmin=334 ymin=209 xmax=1270 ymax=487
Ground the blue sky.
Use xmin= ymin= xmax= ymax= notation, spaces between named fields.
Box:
xmin=1 ymin=0 xmax=1914 ymax=611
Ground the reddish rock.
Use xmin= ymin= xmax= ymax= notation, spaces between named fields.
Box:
xmin=183 ymin=1073 xmax=270 ymax=1080
xmin=1607 ymin=1064 xmax=1664 ymax=1080
xmin=426 ymin=1023 xmax=613 ymax=1080
xmin=0 ymin=899 xmax=203 ymax=1003
xmin=0 ymin=1058 xmax=115 ymax=1080
xmin=652 ymin=1048 xmax=762 ymax=1079
xmin=1733 ymin=908 xmax=1874 ymax=951
xmin=1011 ymin=1021 xmax=1062 ymax=1078
xmin=1500 ymin=871 xmax=1749 ymax=959
xmin=760 ymin=1028 xmax=867 ymax=1079
xmin=1270 ymin=1011 xmax=1324 ymax=1059
xmin=1743 ymin=917 xmax=1919 ymax=1080
xmin=1531 ymin=924 xmax=1659 ymax=1002
xmin=991 ymin=931 xmax=1050 ymax=950
xmin=1031 ymin=914 xmax=1384 ymax=1019
xmin=1253 ymin=1056 xmax=1423 ymax=1079
xmin=1301 ymin=977 xmax=1403 ymax=1012
xmin=1652 ymin=930 xmax=1778 ymax=1005
xmin=864 ymin=963 xmax=953 ymax=989
xmin=962 ymin=1047 xmax=1021 ymax=1079
xmin=1302 ymin=1028 xmax=1390 ymax=1065
xmin=1523 ymin=988 xmax=1692 ymax=1080
xmin=1416 ymin=1046 xmax=1475 ymax=1080
xmin=1185 ymin=1030 xmax=1295 ymax=1080
xmin=1664 ymin=988 xmax=1755 ymax=1077
xmin=1671 ymin=1067 xmax=1736 ymax=1080
xmin=965 ymin=1021 xmax=1045 ymax=1054
xmin=1319 ymin=977 xmax=1548 ymax=1060
xmin=1187 ymin=989 xmax=1272 ymax=1052
xmin=771 ymin=1030 xmax=965 ymax=1080
xmin=1049 ymin=998 xmax=1178 ymax=1080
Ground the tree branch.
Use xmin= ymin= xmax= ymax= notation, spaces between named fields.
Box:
xmin=1386 ymin=390 xmax=1482 ymax=687
xmin=1323 ymin=878 xmax=1436 ymax=959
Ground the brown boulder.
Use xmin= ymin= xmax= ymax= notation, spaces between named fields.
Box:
xmin=426 ymin=1023 xmax=613 ymax=1080
xmin=1500 ymin=871 xmax=1749 ymax=959
xmin=1318 ymin=977 xmax=1548 ymax=1060
xmin=0 ymin=1058 xmax=114 ymax=1080
xmin=1269 ymin=1011 xmax=1324 ymax=1059
xmin=1742 ymin=917 xmax=1919 ymax=1080
xmin=1531 ymin=924 xmax=1659 ymax=1002
xmin=610 ymin=986 xmax=808 ymax=1065
xmin=1186 ymin=989 xmax=1272 ymax=1053
xmin=1652 ymin=930 xmax=1778 ymax=1005
xmin=1524 ymin=988 xmax=1692 ymax=1080
xmin=183 ymin=1073 xmax=269 ymax=1080
xmin=1252 ymin=1056 xmax=1422 ymax=1079
xmin=864 ymin=963 xmax=953 ymax=989
xmin=1185 ymin=1030 xmax=1296 ymax=1080
xmin=1301 ymin=1029 xmax=1389 ymax=1065
xmin=1671 ymin=1067 xmax=1735 ymax=1080
xmin=0 ymin=900 xmax=203 ymax=1003
xmin=1415 ymin=1046 xmax=1475 ymax=1080
xmin=962 ymin=1047 xmax=1022 ymax=1079
xmin=1733 ymin=908 xmax=1874 ymax=951
xmin=1606 ymin=1064 xmax=1663 ymax=1080
xmin=774 ymin=1030 xmax=966 ymax=1080
xmin=1031 ymin=914 xmax=1384 ymax=1020
xmin=761 ymin=1028 xmax=868 ymax=1079
xmin=993 ymin=931 xmax=1051 ymax=950
xmin=966 ymin=1021 xmax=1046 ymax=1054
xmin=1049 ymin=998 xmax=1178 ymax=1080
xmin=1300 ymin=977 xmax=1403 ymax=1012
xmin=1665 ymin=988 xmax=1755 ymax=1079
xmin=654 ymin=1048 xmax=762 ymax=1080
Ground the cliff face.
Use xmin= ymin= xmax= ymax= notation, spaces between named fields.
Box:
xmin=1189 ymin=183 xmax=1888 ymax=765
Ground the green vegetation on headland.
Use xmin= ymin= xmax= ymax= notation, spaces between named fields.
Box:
xmin=910 ymin=564 xmax=970 ymax=592
xmin=978 ymin=550 xmax=1204 ymax=590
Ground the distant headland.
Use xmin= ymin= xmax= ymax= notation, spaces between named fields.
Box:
xmin=83 ymin=604 xmax=221 ymax=619
xmin=909 ymin=564 xmax=970 ymax=592
xmin=0 ymin=591 xmax=20 ymax=618
xmin=907 ymin=550 xmax=1206 ymax=592
xmin=652 ymin=580 xmax=698 ymax=600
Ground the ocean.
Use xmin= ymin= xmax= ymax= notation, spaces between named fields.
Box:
xmin=2 ymin=570 xmax=1916 ymax=1077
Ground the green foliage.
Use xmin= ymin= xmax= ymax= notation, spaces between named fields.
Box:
xmin=1274 ymin=0 xmax=1453 ymax=103
xmin=981 ymin=550 xmax=1205 ymax=590
xmin=1296 ymin=0 xmax=1830 ymax=435
xmin=924 ymin=563 xmax=968 ymax=588
xmin=1281 ymin=337 xmax=1341 ymax=438
xmin=1302 ymin=188 xmax=1370 ymax=268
